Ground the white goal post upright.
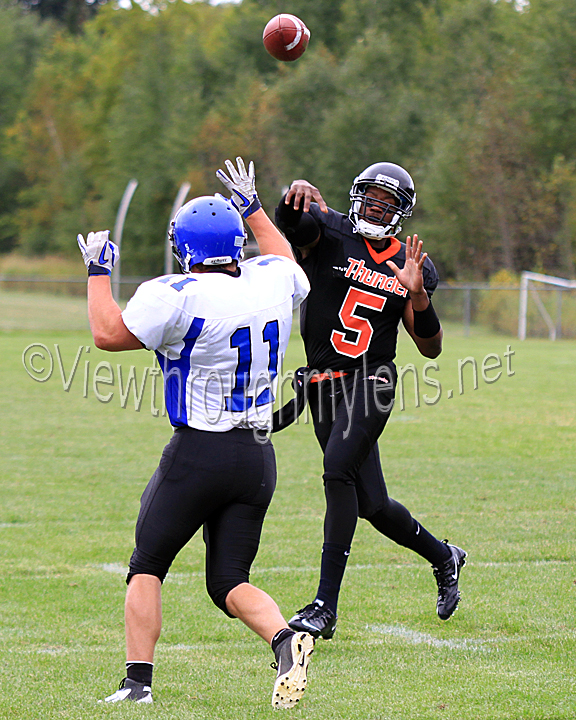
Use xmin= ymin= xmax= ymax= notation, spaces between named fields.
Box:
xmin=518 ymin=271 xmax=576 ymax=340
xmin=164 ymin=182 xmax=191 ymax=276
xmin=111 ymin=178 xmax=138 ymax=302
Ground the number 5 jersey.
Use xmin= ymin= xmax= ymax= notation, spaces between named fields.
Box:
xmin=293 ymin=204 xmax=439 ymax=374
xmin=122 ymin=256 xmax=310 ymax=431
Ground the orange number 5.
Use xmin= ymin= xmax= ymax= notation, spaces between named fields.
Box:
xmin=330 ymin=287 xmax=387 ymax=358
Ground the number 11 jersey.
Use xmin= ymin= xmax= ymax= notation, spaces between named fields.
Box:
xmin=122 ymin=255 xmax=309 ymax=431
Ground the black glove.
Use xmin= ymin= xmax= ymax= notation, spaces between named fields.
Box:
xmin=272 ymin=367 xmax=309 ymax=433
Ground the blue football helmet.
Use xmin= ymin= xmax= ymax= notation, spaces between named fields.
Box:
xmin=170 ymin=195 xmax=247 ymax=272
xmin=349 ymin=162 xmax=416 ymax=240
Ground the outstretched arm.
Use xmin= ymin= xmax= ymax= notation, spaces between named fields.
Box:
xmin=216 ymin=157 xmax=295 ymax=261
xmin=245 ymin=207 xmax=295 ymax=261
xmin=387 ymin=235 xmax=443 ymax=358
xmin=87 ymin=276 xmax=143 ymax=351
xmin=276 ymin=180 xmax=328 ymax=258
xmin=77 ymin=231 xmax=142 ymax=351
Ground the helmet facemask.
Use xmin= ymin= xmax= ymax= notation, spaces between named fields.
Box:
xmin=169 ymin=220 xmax=189 ymax=272
xmin=350 ymin=188 xmax=404 ymax=240
xmin=349 ymin=163 xmax=416 ymax=241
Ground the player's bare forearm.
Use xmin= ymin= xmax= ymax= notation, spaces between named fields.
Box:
xmin=87 ymin=276 xmax=142 ymax=351
xmin=413 ymin=330 xmax=443 ymax=358
xmin=409 ymin=288 xmax=431 ymax=312
xmin=246 ymin=208 xmax=295 ymax=261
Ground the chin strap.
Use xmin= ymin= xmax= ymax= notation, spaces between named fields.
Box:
xmin=354 ymin=218 xmax=399 ymax=240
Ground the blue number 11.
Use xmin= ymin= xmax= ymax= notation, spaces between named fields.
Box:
xmin=224 ymin=320 xmax=279 ymax=412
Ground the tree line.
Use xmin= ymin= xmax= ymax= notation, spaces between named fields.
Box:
xmin=1 ymin=0 xmax=575 ymax=279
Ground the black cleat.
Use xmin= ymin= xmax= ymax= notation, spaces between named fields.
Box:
xmin=433 ymin=542 xmax=467 ymax=620
xmin=288 ymin=602 xmax=337 ymax=640
xmin=271 ymin=631 xmax=315 ymax=709
xmin=101 ymin=677 xmax=153 ymax=704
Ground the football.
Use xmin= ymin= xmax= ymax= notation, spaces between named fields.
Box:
xmin=263 ymin=14 xmax=310 ymax=62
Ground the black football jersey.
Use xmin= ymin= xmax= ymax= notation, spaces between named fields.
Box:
xmin=297 ymin=204 xmax=439 ymax=373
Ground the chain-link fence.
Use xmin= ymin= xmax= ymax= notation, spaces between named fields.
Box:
xmin=2 ymin=275 xmax=576 ymax=338
xmin=433 ymin=282 xmax=576 ymax=339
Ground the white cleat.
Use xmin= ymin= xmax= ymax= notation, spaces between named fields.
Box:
xmin=272 ymin=631 xmax=315 ymax=709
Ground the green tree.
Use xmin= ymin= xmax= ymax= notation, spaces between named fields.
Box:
xmin=0 ymin=0 xmax=54 ymax=253
xmin=17 ymin=0 xmax=105 ymax=34
xmin=6 ymin=0 xmax=576 ymax=279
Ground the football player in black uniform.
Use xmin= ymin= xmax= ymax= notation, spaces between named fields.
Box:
xmin=274 ymin=162 xmax=467 ymax=639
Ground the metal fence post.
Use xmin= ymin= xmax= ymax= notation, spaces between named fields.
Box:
xmin=111 ymin=178 xmax=138 ymax=302
xmin=463 ymin=287 xmax=471 ymax=337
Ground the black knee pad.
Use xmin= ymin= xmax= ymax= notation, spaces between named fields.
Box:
xmin=126 ymin=570 xmax=166 ymax=586
xmin=126 ymin=548 xmax=170 ymax=585
xmin=206 ymin=576 xmax=246 ymax=618
xmin=322 ymin=471 xmax=356 ymax=486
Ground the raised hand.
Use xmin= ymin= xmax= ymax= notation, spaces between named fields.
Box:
xmin=77 ymin=230 xmax=118 ymax=275
xmin=216 ymin=157 xmax=261 ymax=218
xmin=285 ymin=180 xmax=328 ymax=213
xmin=386 ymin=235 xmax=428 ymax=305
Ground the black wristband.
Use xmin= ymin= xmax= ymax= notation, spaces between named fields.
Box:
xmin=412 ymin=300 xmax=441 ymax=338
xmin=275 ymin=193 xmax=304 ymax=228
xmin=88 ymin=265 xmax=111 ymax=276
xmin=275 ymin=195 xmax=321 ymax=248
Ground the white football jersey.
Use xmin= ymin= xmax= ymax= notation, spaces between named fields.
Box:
xmin=122 ymin=255 xmax=309 ymax=431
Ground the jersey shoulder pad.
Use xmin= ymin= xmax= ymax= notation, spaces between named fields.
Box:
xmin=422 ymin=255 xmax=439 ymax=294
xmin=309 ymin=204 xmax=352 ymax=240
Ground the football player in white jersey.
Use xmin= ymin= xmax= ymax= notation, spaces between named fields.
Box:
xmin=77 ymin=159 xmax=314 ymax=709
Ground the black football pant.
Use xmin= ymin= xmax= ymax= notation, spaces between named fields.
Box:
xmin=127 ymin=426 xmax=276 ymax=616
xmin=308 ymin=371 xmax=449 ymax=565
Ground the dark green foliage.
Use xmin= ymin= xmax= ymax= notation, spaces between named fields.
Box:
xmin=0 ymin=1 xmax=54 ymax=253
xmin=1 ymin=0 xmax=576 ymax=277
xmin=16 ymin=0 xmax=104 ymax=34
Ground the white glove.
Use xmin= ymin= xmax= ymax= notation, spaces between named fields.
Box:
xmin=216 ymin=157 xmax=261 ymax=218
xmin=77 ymin=230 xmax=119 ymax=276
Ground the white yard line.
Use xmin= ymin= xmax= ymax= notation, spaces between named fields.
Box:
xmin=366 ymin=624 xmax=497 ymax=651
xmin=94 ymin=558 xmax=574 ymax=580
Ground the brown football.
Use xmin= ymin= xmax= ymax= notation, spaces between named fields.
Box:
xmin=263 ymin=14 xmax=310 ymax=62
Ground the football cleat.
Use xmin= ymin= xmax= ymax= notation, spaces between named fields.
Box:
xmin=288 ymin=602 xmax=337 ymax=640
xmin=101 ymin=677 xmax=153 ymax=704
xmin=433 ymin=542 xmax=467 ymax=620
xmin=271 ymin=631 xmax=315 ymax=709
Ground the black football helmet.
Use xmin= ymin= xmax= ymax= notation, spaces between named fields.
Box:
xmin=349 ymin=162 xmax=416 ymax=240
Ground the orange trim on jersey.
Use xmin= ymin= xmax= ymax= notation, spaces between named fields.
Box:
xmin=309 ymin=371 xmax=348 ymax=383
xmin=364 ymin=237 xmax=401 ymax=264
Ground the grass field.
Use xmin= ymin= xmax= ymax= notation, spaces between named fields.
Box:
xmin=1 ymin=294 xmax=575 ymax=719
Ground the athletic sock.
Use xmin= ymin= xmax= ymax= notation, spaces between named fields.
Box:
xmin=126 ymin=661 xmax=154 ymax=686
xmin=367 ymin=504 xmax=452 ymax=566
xmin=408 ymin=522 xmax=451 ymax=565
xmin=315 ymin=542 xmax=351 ymax=614
xmin=271 ymin=628 xmax=295 ymax=653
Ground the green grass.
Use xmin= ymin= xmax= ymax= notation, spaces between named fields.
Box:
xmin=0 ymin=305 xmax=575 ymax=719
